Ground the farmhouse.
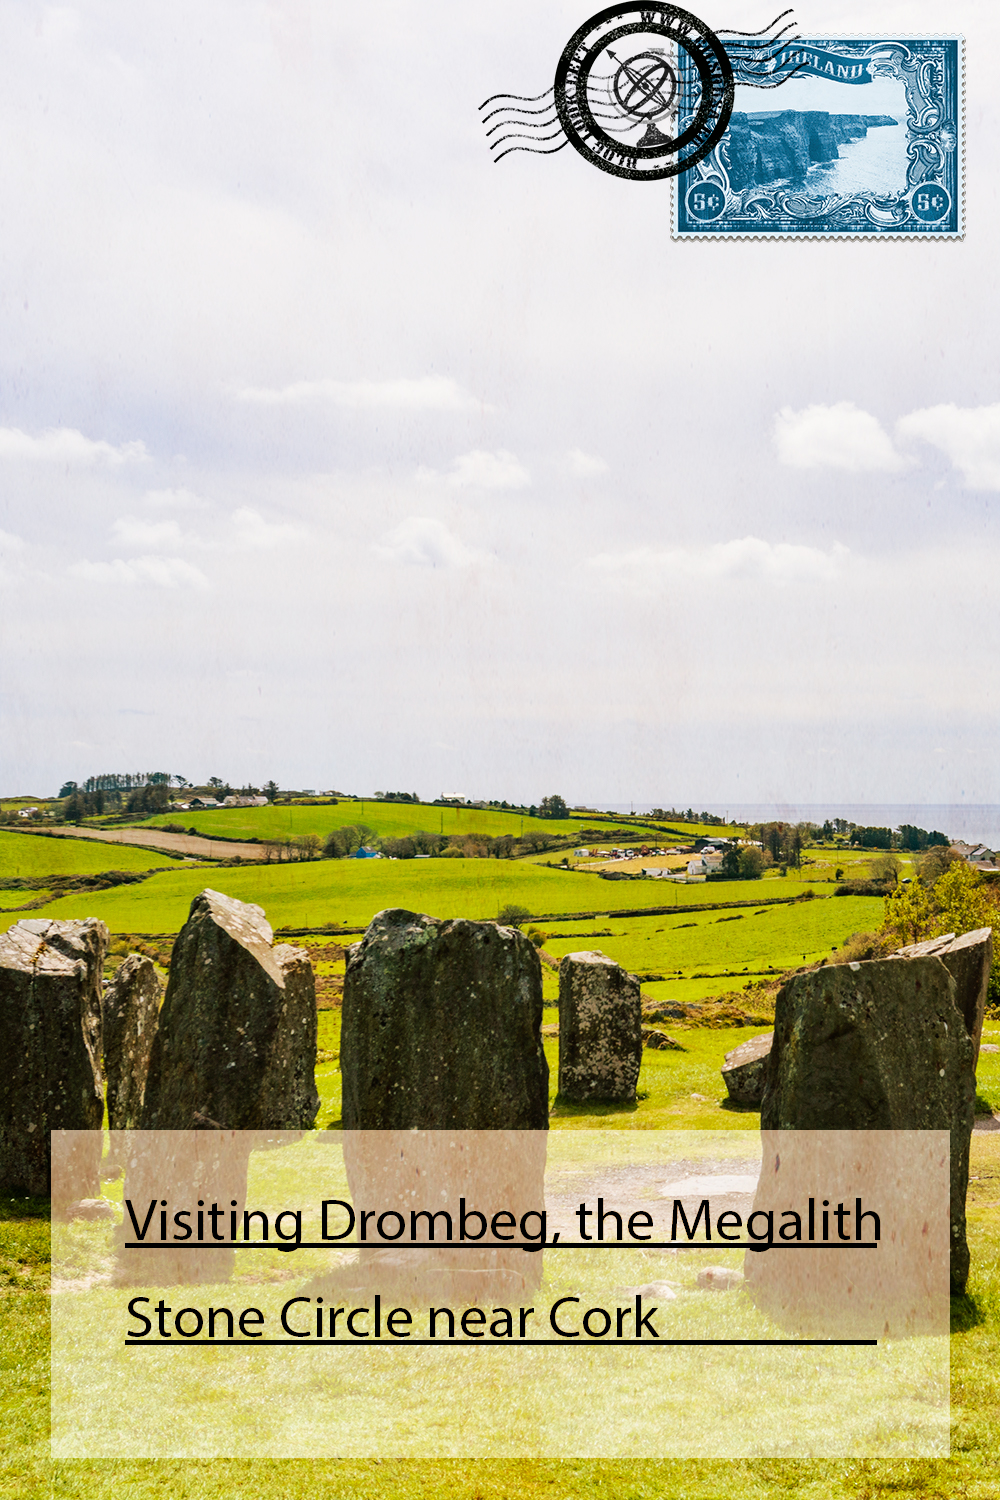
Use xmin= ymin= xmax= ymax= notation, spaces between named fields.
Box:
xmin=951 ymin=841 xmax=997 ymax=871
xmin=189 ymin=796 xmax=221 ymax=809
xmin=222 ymin=795 xmax=268 ymax=808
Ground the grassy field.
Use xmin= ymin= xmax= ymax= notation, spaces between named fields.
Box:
xmin=540 ymin=896 xmax=886 ymax=994
xmin=0 ymin=830 xmax=177 ymax=879
xmin=130 ymin=799 xmax=743 ymax=845
xmin=5 ymin=1103 xmax=1000 ymax=1495
xmin=1 ymin=857 xmax=864 ymax=937
xmin=4 ymin=824 xmax=998 ymax=1493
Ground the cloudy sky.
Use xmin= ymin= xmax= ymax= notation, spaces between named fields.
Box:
xmin=0 ymin=0 xmax=995 ymax=806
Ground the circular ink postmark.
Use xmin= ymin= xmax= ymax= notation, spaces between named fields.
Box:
xmin=554 ymin=3 xmax=734 ymax=181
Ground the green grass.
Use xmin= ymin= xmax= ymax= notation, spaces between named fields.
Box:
xmin=0 ymin=830 xmax=175 ymax=879
xmin=130 ymin=800 xmax=750 ymax=846
xmin=8 ymin=1135 xmax=1000 ymax=1494
xmin=6 ymin=1091 xmax=1000 ymax=1495
xmin=3 ymin=857 xmax=870 ymax=939
xmin=132 ymin=800 xmax=663 ymax=845
xmin=4 ymin=841 xmax=996 ymax=1494
xmin=540 ymin=897 xmax=885 ymax=990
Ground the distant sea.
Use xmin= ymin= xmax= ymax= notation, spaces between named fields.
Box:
xmin=604 ymin=805 xmax=1000 ymax=848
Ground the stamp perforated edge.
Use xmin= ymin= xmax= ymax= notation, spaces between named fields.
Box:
xmin=669 ymin=35 xmax=965 ymax=242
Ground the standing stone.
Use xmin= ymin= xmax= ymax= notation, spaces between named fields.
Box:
xmin=341 ymin=908 xmax=548 ymax=1129
xmin=104 ymin=954 xmax=161 ymax=1131
xmin=892 ymin=928 xmax=992 ymax=1067
xmin=330 ymin=909 xmax=548 ymax=1301
xmin=760 ymin=956 xmax=976 ymax=1292
xmin=558 ymin=951 xmax=642 ymax=1104
xmin=140 ymin=889 xmax=319 ymax=1130
xmin=721 ymin=1032 xmax=773 ymax=1105
xmin=0 ymin=918 xmax=107 ymax=1199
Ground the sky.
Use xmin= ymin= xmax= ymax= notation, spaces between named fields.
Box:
xmin=0 ymin=0 xmax=996 ymax=807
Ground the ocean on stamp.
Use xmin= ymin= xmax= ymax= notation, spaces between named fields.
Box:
xmin=674 ymin=36 xmax=963 ymax=238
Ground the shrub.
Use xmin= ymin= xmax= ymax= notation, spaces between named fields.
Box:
xmin=497 ymin=903 xmax=532 ymax=929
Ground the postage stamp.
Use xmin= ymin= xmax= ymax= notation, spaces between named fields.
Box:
xmin=673 ymin=37 xmax=964 ymax=238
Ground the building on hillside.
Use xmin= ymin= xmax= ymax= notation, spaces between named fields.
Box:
xmin=189 ymin=796 xmax=221 ymax=809
xmin=950 ymin=841 xmax=996 ymax=868
xmin=222 ymin=794 xmax=268 ymax=808
xmin=352 ymin=846 xmax=382 ymax=859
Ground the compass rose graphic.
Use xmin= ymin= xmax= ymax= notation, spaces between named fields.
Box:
xmin=609 ymin=49 xmax=678 ymax=144
xmin=554 ymin=3 xmax=734 ymax=180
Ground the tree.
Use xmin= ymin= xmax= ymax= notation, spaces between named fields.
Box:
xmin=264 ymin=780 xmax=279 ymax=802
xmin=882 ymin=879 xmax=933 ymax=947
xmin=383 ymin=837 xmax=416 ymax=859
xmin=497 ymin=903 xmax=531 ymax=929
xmin=721 ymin=845 xmax=741 ymax=878
xmin=738 ymin=847 xmax=765 ymax=879
xmin=869 ymin=853 xmax=901 ymax=888
xmin=918 ymin=845 xmax=958 ymax=886
xmin=933 ymin=863 xmax=994 ymax=939
xmin=59 ymin=780 xmax=78 ymax=798
xmin=208 ymin=777 xmax=223 ymax=789
xmin=538 ymin=795 xmax=568 ymax=820
xmin=323 ymin=824 xmax=377 ymax=858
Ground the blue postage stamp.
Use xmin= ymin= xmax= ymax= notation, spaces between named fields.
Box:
xmin=673 ymin=37 xmax=963 ymax=238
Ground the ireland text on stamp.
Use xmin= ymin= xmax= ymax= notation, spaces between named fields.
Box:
xmin=673 ymin=37 xmax=963 ymax=238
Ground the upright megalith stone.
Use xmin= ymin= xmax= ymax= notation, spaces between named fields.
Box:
xmin=140 ymin=890 xmax=319 ymax=1131
xmin=760 ymin=956 xmax=976 ymax=1292
xmin=893 ymin=928 xmax=993 ymax=1067
xmin=341 ymin=908 xmax=548 ymax=1129
xmin=329 ymin=910 xmax=549 ymax=1301
xmin=0 ymin=918 xmax=107 ymax=1199
xmin=557 ymin=951 xmax=642 ymax=1104
xmin=104 ymin=954 xmax=161 ymax=1132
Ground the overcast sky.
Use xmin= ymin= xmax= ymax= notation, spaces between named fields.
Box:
xmin=0 ymin=1 xmax=995 ymax=807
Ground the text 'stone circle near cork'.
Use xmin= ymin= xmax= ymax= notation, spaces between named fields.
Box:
xmin=554 ymin=3 xmax=735 ymax=181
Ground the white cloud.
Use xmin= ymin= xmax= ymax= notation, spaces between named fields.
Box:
xmin=69 ymin=556 xmax=208 ymax=588
xmin=230 ymin=507 xmax=305 ymax=548
xmin=143 ymin=487 xmax=208 ymax=510
xmin=110 ymin=516 xmax=187 ymax=550
xmin=565 ymin=449 xmax=610 ymax=478
xmin=447 ymin=449 xmax=530 ymax=489
xmin=233 ymin=375 xmax=485 ymax=412
xmin=773 ymin=402 xmax=906 ymax=472
xmin=896 ymin=403 xmax=1000 ymax=489
xmin=0 ymin=427 xmax=148 ymax=465
xmin=375 ymin=516 xmax=490 ymax=569
xmin=589 ymin=536 xmax=850 ymax=587
xmin=0 ymin=529 xmax=25 ymax=552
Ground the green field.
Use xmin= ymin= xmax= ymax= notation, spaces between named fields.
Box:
xmin=0 ymin=856 xmax=868 ymax=938
xmin=0 ymin=830 xmax=177 ymax=879
xmin=541 ymin=895 xmax=885 ymax=991
xmin=130 ymin=799 xmax=743 ymax=845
